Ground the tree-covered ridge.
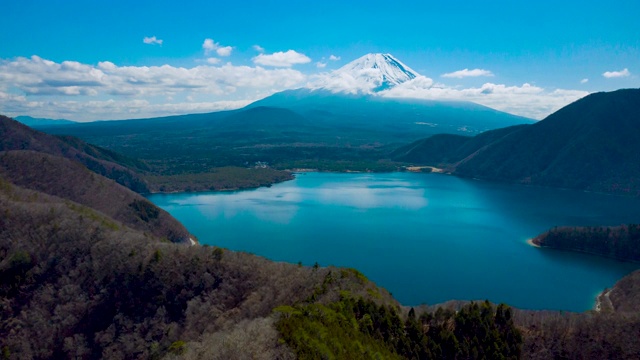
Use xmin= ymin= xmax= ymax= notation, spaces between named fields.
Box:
xmin=2 ymin=115 xmax=294 ymax=194
xmin=0 ymin=178 xmax=384 ymax=359
xmin=0 ymin=115 xmax=149 ymax=193
xmin=391 ymin=125 xmax=526 ymax=167
xmin=145 ymin=166 xmax=294 ymax=193
xmin=394 ymin=89 xmax=640 ymax=196
xmin=0 ymin=150 xmax=190 ymax=243
xmin=532 ymin=224 xmax=640 ymax=262
xmin=276 ymin=297 xmax=522 ymax=360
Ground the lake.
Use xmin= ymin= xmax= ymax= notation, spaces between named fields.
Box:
xmin=147 ymin=172 xmax=640 ymax=311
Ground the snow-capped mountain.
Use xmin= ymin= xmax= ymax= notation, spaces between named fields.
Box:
xmin=310 ymin=53 xmax=422 ymax=94
xmin=246 ymin=52 xmax=532 ymax=136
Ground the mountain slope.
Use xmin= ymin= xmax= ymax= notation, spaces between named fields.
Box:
xmin=0 ymin=150 xmax=190 ymax=243
xmin=392 ymin=125 xmax=528 ymax=165
xmin=396 ymin=88 xmax=640 ymax=196
xmin=0 ymin=115 xmax=149 ymax=192
xmin=0 ymin=115 xmax=191 ymax=243
xmin=0 ymin=114 xmax=404 ymax=359
xmin=0 ymin=178 xmax=385 ymax=359
xmin=15 ymin=115 xmax=76 ymax=127
xmin=455 ymin=88 xmax=640 ymax=194
xmin=249 ymin=88 xmax=533 ymax=136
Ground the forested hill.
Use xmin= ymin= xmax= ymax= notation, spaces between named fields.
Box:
xmin=0 ymin=115 xmax=190 ymax=243
xmin=391 ymin=125 xmax=527 ymax=166
xmin=531 ymin=224 xmax=640 ymax=263
xmin=0 ymin=115 xmax=149 ymax=193
xmin=0 ymin=178 xmax=379 ymax=358
xmin=395 ymin=88 xmax=640 ymax=196
xmin=0 ymin=150 xmax=190 ymax=243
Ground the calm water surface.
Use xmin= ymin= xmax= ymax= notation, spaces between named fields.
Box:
xmin=148 ymin=172 xmax=640 ymax=311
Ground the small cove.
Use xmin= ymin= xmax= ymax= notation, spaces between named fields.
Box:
xmin=148 ymin=172 xmax=640 ymax=311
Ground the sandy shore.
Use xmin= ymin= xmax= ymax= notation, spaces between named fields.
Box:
xmin=526 ymin=238 xmax=541 ymax=248
xmin=406 ymin=166 xmax=444 ymax=173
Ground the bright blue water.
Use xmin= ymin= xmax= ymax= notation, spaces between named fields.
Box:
xmin=147 ymin=172 xmax=640 ymax=311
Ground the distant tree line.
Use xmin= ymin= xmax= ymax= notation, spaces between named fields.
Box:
xmin=533 ymin=224 xmax=640 ymax=262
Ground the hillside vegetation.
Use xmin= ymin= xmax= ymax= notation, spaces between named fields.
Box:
xmin=0 ymin=178 xmax=373 ymax=359
xmin=532 ymin=224 xmax=640 ymax=262
xmin=0 ymin=176 xmax=528 ymax=359
xmin=0 ymin=150 xmax=189 ymax=243
xmin=1 ymin=115 xmax=149 ymax=193
xmin=396 ymin=89 xmax=640 ymax=196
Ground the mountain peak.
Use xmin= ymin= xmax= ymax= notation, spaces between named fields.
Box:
xmin=310 ymin=53 xmax=422 ymax=94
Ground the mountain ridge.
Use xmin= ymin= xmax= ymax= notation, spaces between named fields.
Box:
xmin=396 ymin=88 xmax=640 ymax=196
xmin=0 ymin=115 xmax=191 ymax=243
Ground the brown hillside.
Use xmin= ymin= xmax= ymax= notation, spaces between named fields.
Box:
xmin=0 ymin=115 xmax=149 ymax=193
xmin=0 ymin=150 xmax=189 ymax=243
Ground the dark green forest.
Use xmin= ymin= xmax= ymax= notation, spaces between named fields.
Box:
xmin=395 ymin=89 xmax=640 ymax=196
xmin=277 ymin=298 xmax=521 ymax=360
xmin=532 ymin=224 xmax=640 ymax=262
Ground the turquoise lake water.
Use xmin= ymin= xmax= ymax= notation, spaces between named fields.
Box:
xmin=147 ymin=172 xmax=640 ymax=311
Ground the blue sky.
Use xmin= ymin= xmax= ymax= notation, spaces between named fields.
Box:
xmin=1 ymin=0 xmax=638 ymax=121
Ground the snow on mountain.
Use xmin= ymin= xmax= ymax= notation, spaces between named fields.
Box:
xmin=309 ymin=53 xmax=429 ymax=94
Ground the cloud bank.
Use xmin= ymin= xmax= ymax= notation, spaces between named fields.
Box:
xmin=0 ymin=55 xmax=306 ymax=121
xmin=380 ymin=81 xmax=588 ymax=120
xmin=253 ymin=50 xmax=311 ymax=67
xmin=310 ymin=70 xmax=587 ymax=120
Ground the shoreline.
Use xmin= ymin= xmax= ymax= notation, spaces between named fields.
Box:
xmin=594 ymin=288 xmax=613 ymax=312
xmin=526 ymin=238 xmax=541 ymax=248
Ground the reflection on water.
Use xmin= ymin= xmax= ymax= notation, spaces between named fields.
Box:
xmin=148 ymin=172 xmax=640 ymax=311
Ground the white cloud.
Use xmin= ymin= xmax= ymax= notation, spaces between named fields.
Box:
xmin=0 ymin=55 xmax=307 ymax=121
xmin=310 ymin=66 xmax=589 ymax=119
xmin=206 ymin=57 xmax=221 ymax=65
xmin=329 ymin=55 xmax=341 ymax=61
xmin=316 ymin=62 xmax=327 ymax=68
xmin=202 ymin=38 xmax=216 ymax=53
xmin=0 ymin=93 xmax=253 ymax=122
xmin=442 ymin=68 xmax=494 ymax=78
xmin=253 ymin=50 xmax=311 ymax=67
xmin=143 ymin=36 xmax=163 ymax=45
xmin=580 ymin=78 xmax=589 ymax=84
xmin=309 ymin=71 xmax=375 ymax=94
xmin=202 ymin=39 xmax=232 ymax=56
xmin=253 ymin=45 xmax=265 ymax=52
xmin=216 ymin=46 xmax=233 ymax=57
xmin=379 ymin=81 xmax=588 ymax=120
xmin=602 ymin=68 xmax=630 ymax=78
